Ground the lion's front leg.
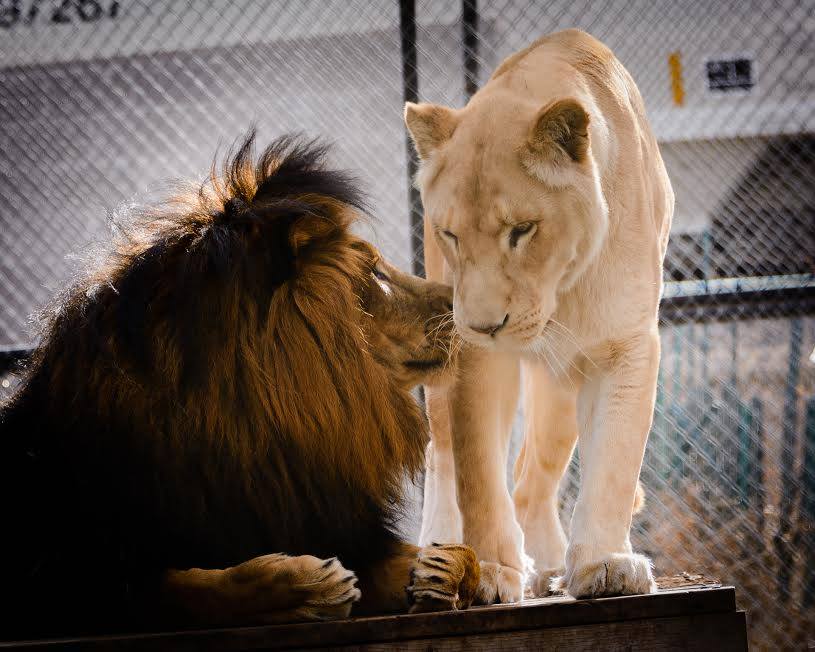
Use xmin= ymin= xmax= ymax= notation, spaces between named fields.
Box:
xmin=353 ymin=541 xmax=478 ymax=615
xmin=559 ymin=332 xmax=660 ymax=598
xmin=407 ymin=544 xmax=480 ymax=613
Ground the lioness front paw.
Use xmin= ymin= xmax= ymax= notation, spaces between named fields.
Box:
xmin=529 ymin=567 xmax=565 ymax=597
xmin=476 ymin=561 xmax=524 ymax=604
xmin=407 ymin=543 xmax=480 ymax=613
xmin=554 ymin=552 xmax=656 ymax=599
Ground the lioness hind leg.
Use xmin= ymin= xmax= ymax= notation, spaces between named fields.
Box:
xmin=162 ymin=553 xmax=360 ymax=626
xmin=407 ymin=543 xmax=480 ymax=613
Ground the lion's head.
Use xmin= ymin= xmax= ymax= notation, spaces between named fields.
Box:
xmin=363 ymin=253 xmax=454 ymax=388
xmin=404 ymin=89 xmax=609 ymax=353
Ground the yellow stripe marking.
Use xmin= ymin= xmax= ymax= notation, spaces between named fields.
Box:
xmin=668 ymin=51 xmax=685 ymax=107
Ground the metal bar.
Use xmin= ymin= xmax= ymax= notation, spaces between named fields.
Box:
xmin=801 ymin=398 xmax=815 ymax=608
xmin=658 ymin=286 xmax=815 ymax=324
xmin=736 ymin=400 xmax=752 ymax=505
xmin=775 ymin=317 xmax=803 ymax=601
xmin=750 ymin=397 xmax=766 ymax=535
xmin=398 ymin=0 xmax=424 ymax=277
xmin=462 ymin=0 xmax=479 ymax=98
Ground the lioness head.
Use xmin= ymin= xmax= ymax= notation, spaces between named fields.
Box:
xmin=404 ymin=95 xmax=608 ymax=352
xmin=361 ymin=250 xmax=455 ymax=388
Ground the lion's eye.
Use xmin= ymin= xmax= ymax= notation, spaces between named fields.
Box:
xmin=372 ymin=267 xmax=390 ymax=282
xmin=509 ymin=222 xmax=535 ymax=248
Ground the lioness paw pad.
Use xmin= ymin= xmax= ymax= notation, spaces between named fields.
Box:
xmin=407 ymin=543 xmax=480 ymax=613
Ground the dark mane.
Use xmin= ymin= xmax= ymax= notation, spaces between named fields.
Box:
xmin=0 ymin=132 xmax=425 ymax=636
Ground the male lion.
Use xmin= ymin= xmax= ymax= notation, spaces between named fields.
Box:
xmin=0 ymin=134 xmax=479 ymax=638
xmin=405 ymin=29 xmax=673 ymax=601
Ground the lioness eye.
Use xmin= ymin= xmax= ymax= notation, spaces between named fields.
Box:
xmin=441 ymin=229 xmax=458 ymax=244
xmin=509 ymin=222 xmax=535 ymax=248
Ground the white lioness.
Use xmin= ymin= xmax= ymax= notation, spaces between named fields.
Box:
xmin=405 ymin=29 xmax=673 ymax=601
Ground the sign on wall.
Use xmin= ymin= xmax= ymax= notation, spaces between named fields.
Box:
xmin=706 ymin=57 xmax=755 ymax=93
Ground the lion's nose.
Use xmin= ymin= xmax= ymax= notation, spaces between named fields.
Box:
xmin=469 ymin=314 xmax=509 ymax=337
xmin=436 ymin=284 xmax=453 ymax=313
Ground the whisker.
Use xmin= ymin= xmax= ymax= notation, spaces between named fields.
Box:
xmin=547 ymin=318 xmax=597 ymax=369
xmin=545 ymin=334 xmax=576 ymax=389
xmin=544 ymin=327 xmax=588 ymax=377
xmin=535 ymin=339 xmax=559 ymax=381
xmin=425 ymin=312 xmax=455 ymax=344
xmin=442 ymin=332 xmax=462 ymax=367
xmin=437 ymin=319 xmax=460 ymax=360
xmin=425 ymin=311 xmax=453 ymax=326
xmin=450 ymin=330 xmax=466 ymax=360
xmin=434 ymin=318 xmax=455 ymax=349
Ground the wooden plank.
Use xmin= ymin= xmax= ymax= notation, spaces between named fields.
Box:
xmin=317 ymin=612 xmax=748 ymax=652
xmin=1 ymin=587 xmax=739 ymax=651
xmin=654 ymin=574 xmax=720 ymax=590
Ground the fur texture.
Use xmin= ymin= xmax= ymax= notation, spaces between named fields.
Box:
xmin=0 ymin=133 xmax=461 ymax=636
xmin=405 ymin=29 xmax=673 ymax=601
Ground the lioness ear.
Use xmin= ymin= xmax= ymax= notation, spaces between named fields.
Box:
xmin=404 ymin=102 xmax=457 ymax=159
xmin=525 ymin=98 xmax=590 ymax=168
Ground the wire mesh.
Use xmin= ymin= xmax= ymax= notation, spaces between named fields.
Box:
xmin=1 ymin=1 xmax=814 ymax=648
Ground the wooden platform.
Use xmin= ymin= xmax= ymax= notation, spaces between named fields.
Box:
xmin=1 ymin=584 xmax=747 ymax=651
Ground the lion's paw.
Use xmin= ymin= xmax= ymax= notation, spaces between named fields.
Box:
xmin=227 ymin=553 xmax=361 ymax=622
xmin=407 ymin=543 xmax=480 ymax=613
xmin=554 ymin=552 xmax=656 ymax=599
xmin=475 ymin=561 xmax=524 ymax=604
xmin=289 ymin=555 xmax=362 ymax=621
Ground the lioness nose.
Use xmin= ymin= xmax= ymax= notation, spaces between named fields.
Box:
xmin=469 ymin=314 xmax=509 ymax=336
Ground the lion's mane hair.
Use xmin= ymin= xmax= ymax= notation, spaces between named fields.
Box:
xmin=1 ymin=133 xmax=425 ymax=629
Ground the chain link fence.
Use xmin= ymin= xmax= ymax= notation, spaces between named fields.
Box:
xmin=1 ymin=1 xmax=814 ymax=648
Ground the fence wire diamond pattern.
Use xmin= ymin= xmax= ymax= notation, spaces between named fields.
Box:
xmin=1 ymin=1 xmax=813 ymax=648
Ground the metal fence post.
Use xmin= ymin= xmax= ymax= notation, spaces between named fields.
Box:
xmin=462 ymin=0 xmax=479 ymax=99
xmin=399 ymin=0 xmax=424 ymax=277
xmin=801 ymin=397 xmax=815 ymax=608
xmin=775 ymin=317 xmax=803 ymax=600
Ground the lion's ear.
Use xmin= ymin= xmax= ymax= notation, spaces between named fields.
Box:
xmin=524 ymin=99 xmax=590 ymax=177
xmin=289 ymin=214 xmax=337 ymax=253
xmin=404 ymin=102 xmax=458 ymax=159
xmin=288 ymin=202 xmax=354 ymax=254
